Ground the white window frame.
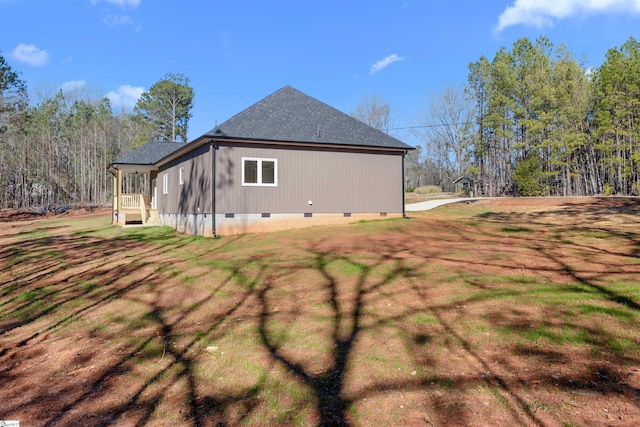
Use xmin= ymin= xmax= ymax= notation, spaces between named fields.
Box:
xmin=179 ymin=167 xmax=184 ymax=186
xmin=241 ymin=157 xmax=278 ymax=187
xmin=162 ymin=173 xmax=169 ymax=194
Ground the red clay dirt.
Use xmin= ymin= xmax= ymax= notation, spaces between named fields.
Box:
xmin=0 ymin=206 xmax=110 ymax=223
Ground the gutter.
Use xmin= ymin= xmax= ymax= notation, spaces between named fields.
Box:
xmin=204 ymin=136 xmax=412 ymax=153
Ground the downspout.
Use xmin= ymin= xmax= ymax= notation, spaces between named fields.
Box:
xmin=211 ymin=140 xmax=217 ymax=238
xmin=402 ymin=151 xmax=407 ymax=218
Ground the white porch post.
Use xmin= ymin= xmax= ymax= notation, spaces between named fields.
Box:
xmin=117 ymin=169 xmax=123 ymax=224
xmin=112 ymin=173 xmax=117 ymax=224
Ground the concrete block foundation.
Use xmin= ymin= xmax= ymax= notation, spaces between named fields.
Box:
xmin=156 ymin=212 xmax=402 ymax=236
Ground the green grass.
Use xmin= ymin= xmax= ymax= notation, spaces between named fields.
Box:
xmin=79 ymin=280 xmax=98 ymax=293
xmin=516 ymin=325 xmax=595 ymax=346
xmin=331 ymin=260 xmax=368 ymax=276
xmin=580 ymin=230 xmax=617 ymax=239
xmin=412 ymin=312 xmax=437 ymax=326
xmin=16 ymin=226 xmax=55 ymax=240
xmin=141 ymin=339 xmax=167 ymax=359
xmin=15 ymin=288 xmax=47 ymax=302
xmin=356 ymin=216 xmax=405 ymax=225
xmin=577 ymin=303 xmax=635 ymax=320
xmin=606 ymin=337 xmax=640 ymax=355
xmin=501 ymin=226 xmax=531 ymax=233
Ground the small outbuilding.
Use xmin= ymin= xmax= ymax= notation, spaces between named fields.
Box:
xmin=453 ymin=176 xmax=473 ymax=196
xmin=108 ymin=86 xmax=413 ymax=236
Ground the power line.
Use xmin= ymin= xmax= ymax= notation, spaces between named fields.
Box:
xmin=388 ymin=90 xmax=640 ymax=132
xmin=388 ymin=123 xmax=473 ymax=131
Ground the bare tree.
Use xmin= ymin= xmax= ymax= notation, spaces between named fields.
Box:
xmin=350 ymin=95 xmax=392 ymax=133
xmin=413 ymin=86 xmax=474 ymax=189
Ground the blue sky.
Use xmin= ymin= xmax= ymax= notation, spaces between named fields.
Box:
xmin=2 ymin=0 xmax=640 ymax=146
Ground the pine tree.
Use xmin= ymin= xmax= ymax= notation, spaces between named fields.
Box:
xmin=134 ymin=73 xmax=194 ymax=143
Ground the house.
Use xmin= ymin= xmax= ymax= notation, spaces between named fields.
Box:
xmin=108 ymin=86 xmax=413 ymax=236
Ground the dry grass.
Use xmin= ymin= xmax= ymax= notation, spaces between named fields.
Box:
xmin=1 ymin=197 xmax=639 ymax=426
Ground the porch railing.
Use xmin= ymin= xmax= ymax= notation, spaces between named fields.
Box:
xmin=121 ymin=194 xmax=143 ymax=209
xmin=120 ymin=194 xmax=147 ymax=224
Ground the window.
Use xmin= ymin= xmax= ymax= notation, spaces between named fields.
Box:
xmin=162 ymin=173 xmax=169 ymax=194
xmin=179 ymin=167 xmax=184 ymax=186
xmin=242 ymin=157 xmax=277 ymax=186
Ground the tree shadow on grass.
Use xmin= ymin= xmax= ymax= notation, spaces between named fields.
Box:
xmin=462 ymin=199 xmax=640 ymax=315
xmin=0 ymin=224 xmax=265 ymax=425
xmin=1 ymin=203 xmax=639 ymax=425
xmin=43 ymin=262 xmax=265 ymax=426
xmin=0 ymin=229 xmax=193 ymax=341
xmin=356 ymin=208 xmax=640 ymax=424
xmin=477 ymin=203 xmax=640 ymax=311
xmin=255 ymin=219 xmax=639 ymax=426
xmin=256 ymin=243 xmax=414 ymax=426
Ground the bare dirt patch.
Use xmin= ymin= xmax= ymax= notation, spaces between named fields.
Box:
xmin=0 ymin=197 xmax=638 ymax=426
xmin=0 ymin=206 xmax=110 ymax=222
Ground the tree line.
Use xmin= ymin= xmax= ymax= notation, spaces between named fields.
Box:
xmin=405 ymin=36 xmax=640 ymax=197
xmin=2 ymin=35 xmax=639 ymax=210
xmin=0 ymin=52 xmax=193 ymax=209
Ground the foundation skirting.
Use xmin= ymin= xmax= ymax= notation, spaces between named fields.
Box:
xmin=152 ymin=212 xmax=402 ymax=236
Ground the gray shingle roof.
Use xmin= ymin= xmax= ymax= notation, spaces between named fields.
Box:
xmin=110 ymin=87 xmax=412 ymax=169
xmin=111 ymin=141 xmax=183 ymax=165
xmin=206 ymin=86 xmax=412 ymax=150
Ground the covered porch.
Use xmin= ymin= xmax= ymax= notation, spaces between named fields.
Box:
xmin=109 ymin=165 xmax=160 ymax=226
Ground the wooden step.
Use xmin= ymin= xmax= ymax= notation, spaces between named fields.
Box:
xmin=147 ymin=210 xmax=161 ymax=226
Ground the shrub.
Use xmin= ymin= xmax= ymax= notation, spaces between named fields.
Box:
xmin=603 ymin=183 xmax=615 ymax=196
xmin=415 ymin=185 xmax=441 ymax=195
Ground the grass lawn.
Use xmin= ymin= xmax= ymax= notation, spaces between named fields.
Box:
xmin=1 ymin=197 xmax=639 ymax=426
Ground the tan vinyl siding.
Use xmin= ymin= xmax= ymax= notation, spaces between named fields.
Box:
xmin=215 ymin=144 xmax=403 ymax=214
xmin=158 ymin=144 xmax=212 ymax=214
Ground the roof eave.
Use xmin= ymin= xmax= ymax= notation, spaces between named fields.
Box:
xmin=107 ymin=163 xmax=158 ymax=173
xmin=207 ymin=136 xmax=411 ymax=152
xmin=111 ymin=134 xmax=412 ymax=173
xmin=154 ymin=135 xmax=212 ymax=168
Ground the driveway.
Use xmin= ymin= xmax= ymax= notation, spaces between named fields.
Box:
xmin=405 ymin=198 xmax=476 ymax=212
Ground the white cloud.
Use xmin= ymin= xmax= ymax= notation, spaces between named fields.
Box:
xmin=92 ymin=0 xmax=140 ymax=8
xmin=103 ymin=14 xmax=132 ymax=26
xmin=12 ymin=43 xmax=49 ymax=67
xmin=61 ymin=80 xmax=87 ymax=93
xmin=106 ymin=85 xmax=144 ymax=111
xmin=496 ymin=0 xmax=640 ymax=32
xmin=369 ymin=53 xmax=406 ymax=76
